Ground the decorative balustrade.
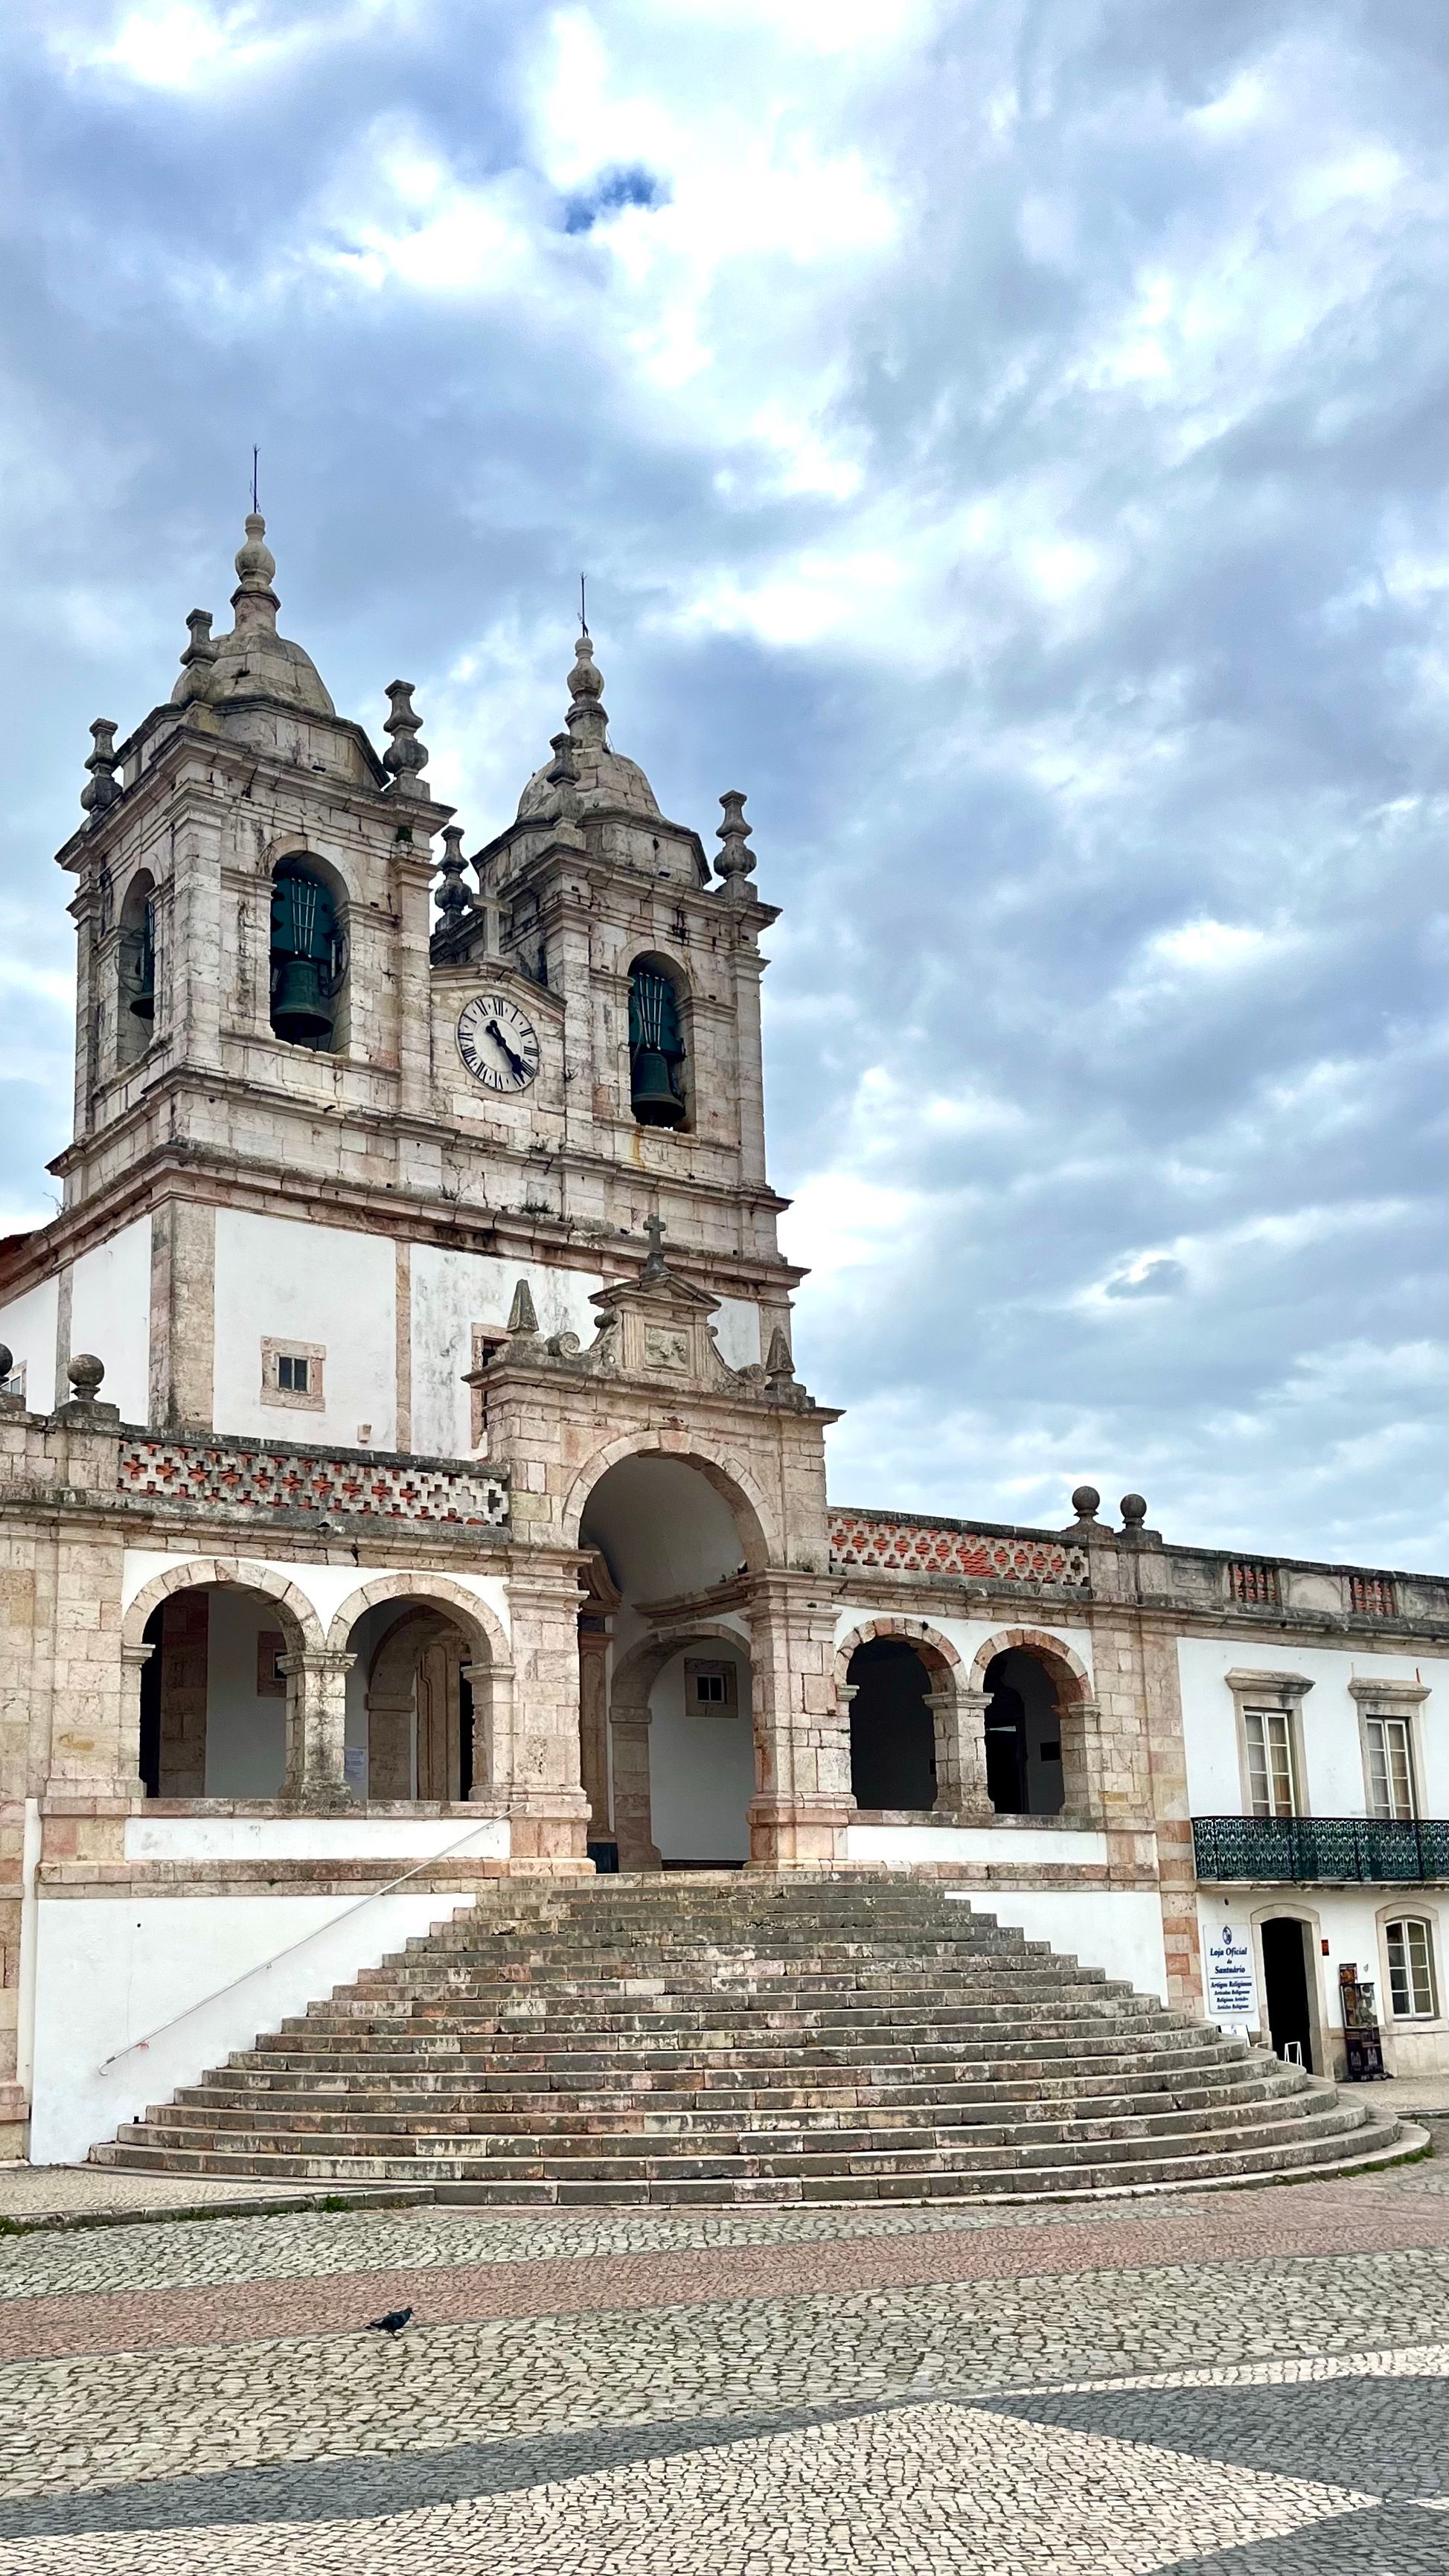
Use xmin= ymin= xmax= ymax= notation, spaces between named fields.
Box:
xmin=829 ymin=1510 xmax=1089 ymax=1589
xmin=1193 ymin=1814 xmax=1449 ymax=1885
xmin=118 ymin=1436 xmax=508 ymax=1528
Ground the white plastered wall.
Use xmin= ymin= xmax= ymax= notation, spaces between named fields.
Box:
xmin=647 ymin=1642 xmax=755 ymax=1865
xmin=947 ymin=1885 xmax=1169 ymax=2002
xmin=411 ymin=1246 xmax=605 ymax=1456
xmin=0 ymin=1272 xmax=60 ymax=1410
xmin=1177 ymin=1636 xmax=1448 ymax=1819
xmin=711 ymin=1296 xmax=761 ymax=1372
xmin=69 ymin=1217 xmax=152 ymax=1424
xmin=29 ymin=1882 xmax=503 ymax=2165
xmin=213 ymin=1208 xmax=397 ymax=1446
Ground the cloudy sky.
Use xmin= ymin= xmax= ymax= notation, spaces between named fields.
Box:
xmin=2 ymin=0 xmax=1442 ymax=1569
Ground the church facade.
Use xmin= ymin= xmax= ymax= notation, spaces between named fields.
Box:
xmin=1 ymin=510 xmax=1444 ymax=2168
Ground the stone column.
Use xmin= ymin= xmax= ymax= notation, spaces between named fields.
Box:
xmin=609 ymin=1708 xmax=661 ymax=1869
xmin=578 ymin=1624 xmax=611 ymax=1837
xmin=280 ymin=1650 xmax=355 ymax=1810
xmin=744 ymin=1572 xmax=853 ymax=1868
xmin=495 ymin=1560 xmax=590 ymax=1862
xmin=931 ymin=1684 xmax=994 ymax=1822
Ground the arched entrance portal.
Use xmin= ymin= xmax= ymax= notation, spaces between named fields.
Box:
xmin=579 ymin=1452 xmax=758 ymax=1868
xmin=847 ymin=1638 xmax=936 ymax=1811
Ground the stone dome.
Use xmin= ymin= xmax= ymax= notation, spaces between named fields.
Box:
xmin=516 ymin=744 xmax=660 ymax=821
xmin=171 ymin=513 xmax=335 ymax=717
xmin=516 ymin=634 xmax=659 ymax=821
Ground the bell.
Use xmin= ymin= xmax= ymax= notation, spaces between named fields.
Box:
xmin=630 ymin=1048 xmax=685 ymax=1127
xmin=128 ymin=982 xmax=154 ymax=1024
xmin=271 ymin=956 xmax=333 ymax=1045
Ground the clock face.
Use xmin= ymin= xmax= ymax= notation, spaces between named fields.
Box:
xmin=456 ymin=993 xmax=540 ymax=1093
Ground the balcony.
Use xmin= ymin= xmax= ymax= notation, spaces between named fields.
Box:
xmin=1193 ymin=1813 xmax=1449 ymax=1885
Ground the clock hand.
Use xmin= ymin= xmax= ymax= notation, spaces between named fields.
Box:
xmin=486 ymin=1018 xmax=528 ymax=1080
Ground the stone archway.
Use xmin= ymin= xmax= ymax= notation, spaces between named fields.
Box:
xmin=326 ymin=1577 xmax=513 ymax=1806
xmin=607 ymin=1622 xmax=755 ymax=1868
xmin=563 ymin=1433 xmax=778 ymax=1572
xmin=122 ymin=1558 xmax=325 ymax=1803
xmin=834 ymin=1616 xmax=991 ymax=1822
xmin=966 ymin=1627 xmax=1098 ymax=1822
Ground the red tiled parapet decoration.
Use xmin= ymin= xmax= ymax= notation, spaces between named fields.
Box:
xmin=829 ymin=1510 xmax=1089 ymax=1589
xmin=118 ymin=1438 xmax=508 ymax=1528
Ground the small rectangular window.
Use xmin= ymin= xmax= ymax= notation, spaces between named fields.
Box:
xmin=685 ymin=1658 xmax=737 ymax=1711
xmin=1365 ymin=1715 xmax=1416 ymax=1822
xmin=1245 ymin=1708 xmax=1296 ymax=1817
xmin=260 ymin=1339 xmax=325 ymax=1412
xmin=1386 ymin=1918 xmax=1438 ymax=2018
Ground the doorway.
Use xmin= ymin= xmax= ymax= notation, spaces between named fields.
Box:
xmin=1261 ymin=1916 xmax=1314 ymax=2071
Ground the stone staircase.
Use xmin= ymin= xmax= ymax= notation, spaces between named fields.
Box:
xmin=92 ymin=1875 xmax=1407 ymax=2205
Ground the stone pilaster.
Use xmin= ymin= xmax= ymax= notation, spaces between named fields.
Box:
xmin=148 ymin=1197 xmax=216 ymax=1431
xmin=280 ymin=1648 xmax=355 ymax=1810
xmin=493 ymin=1559 xmax=589 ymax=1862
xmin=743 ymin=1571 xmax=852 ymax=1867
xmin=610 ymin=1708 xmax=661 ymax=1869
xmin=578 ymin=1624 xmax=611 ymax=1836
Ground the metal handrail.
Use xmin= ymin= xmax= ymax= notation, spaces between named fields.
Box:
xmin=99 ymin=1817 xmax=506 ymax=2072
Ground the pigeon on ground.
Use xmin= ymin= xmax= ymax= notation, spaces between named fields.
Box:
xmin=366 ymin=2307 xmax=413 ymax=2336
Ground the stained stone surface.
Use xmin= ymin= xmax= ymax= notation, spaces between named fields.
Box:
xmin=0 ymin=2166 xmax=1441 ymax=2572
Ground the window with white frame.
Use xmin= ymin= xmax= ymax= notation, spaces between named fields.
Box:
xmin=1385 ymin=1917 xmax=1439 ymax=2018
xmin=1245 ymin=1708 xmax=1297 ymax=1817
xmin=1364 ymin=1714 xmax=1418 ymax=1821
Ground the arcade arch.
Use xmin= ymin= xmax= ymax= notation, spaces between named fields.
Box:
xmin=967 ymin=1630 xmax=1095 ymax=1819
xmin=579 ymin=1450 xmax=761 ymax=1868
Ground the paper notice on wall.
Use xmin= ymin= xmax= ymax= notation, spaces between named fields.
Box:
xmin=1204 ymin=1923 xmax=1258 ymax=2031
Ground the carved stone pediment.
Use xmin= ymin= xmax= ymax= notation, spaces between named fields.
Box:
xmin=588 ymin=1264 xmax=723 ymax=1386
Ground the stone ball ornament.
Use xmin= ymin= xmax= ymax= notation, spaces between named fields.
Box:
xmin=66 ymin=1353 xmax=106 ymax=1397
xmin=1070 ymin=1484 xmax=1101 ymax=1519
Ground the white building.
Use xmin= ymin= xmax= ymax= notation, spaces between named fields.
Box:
xmin=0 ymin=509 xmax=1442 ymax=2171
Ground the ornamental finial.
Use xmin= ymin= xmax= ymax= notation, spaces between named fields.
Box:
xmin=231 ymin=510 xmax=279 ymax=635
xmin=383 ymin=680 xmax=429 ymax=797
xmin=715 ymin=789 xmax=756 ymax=901
xmin=80 ymin=719 xmax=120 ymax=819
xmin=434 ymin=824 xmax=471 ymax=920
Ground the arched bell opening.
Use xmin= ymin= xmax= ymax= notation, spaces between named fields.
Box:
xmin=137 ymin=1581 xmax=308 ymax=1798
xmin=269 ymin=855 xmax=348 ymax=1052
xmin=846 ymin=1638 xmax=938 ymax=1812
xmin=627 ymin=953 xmax=688 ymax=1130
xmin=115 ymin=869 xmax=156 ymax=1067
xmin=360 ymin=1605 xmax=477 ymax=1803
xmin=982 ymin=1647 xmax=1067 ymax=1816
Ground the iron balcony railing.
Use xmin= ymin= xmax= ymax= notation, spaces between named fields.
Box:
xmin=1193 ymin=1813 xmax=1449 ymax=1884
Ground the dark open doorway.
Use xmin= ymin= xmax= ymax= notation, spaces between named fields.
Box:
xmin=1261 ymin=1916 xmax=1314 ymax=2072
xmin=848 ymin=1638 xmax=936 ymax=1810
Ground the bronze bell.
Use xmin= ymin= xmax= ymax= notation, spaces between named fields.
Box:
xmin=630 ymin=1048 xmax=685 ymax=1127
xmin=270 ymin=956 xmax=333 ymax=1045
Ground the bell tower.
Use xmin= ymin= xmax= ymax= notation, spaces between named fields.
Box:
xmin=429 ymin=629 xmax=790 ymax=1317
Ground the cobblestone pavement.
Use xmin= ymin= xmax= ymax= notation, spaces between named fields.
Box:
xmin=0 ymin=2166 xmax=1442 ymax=2571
